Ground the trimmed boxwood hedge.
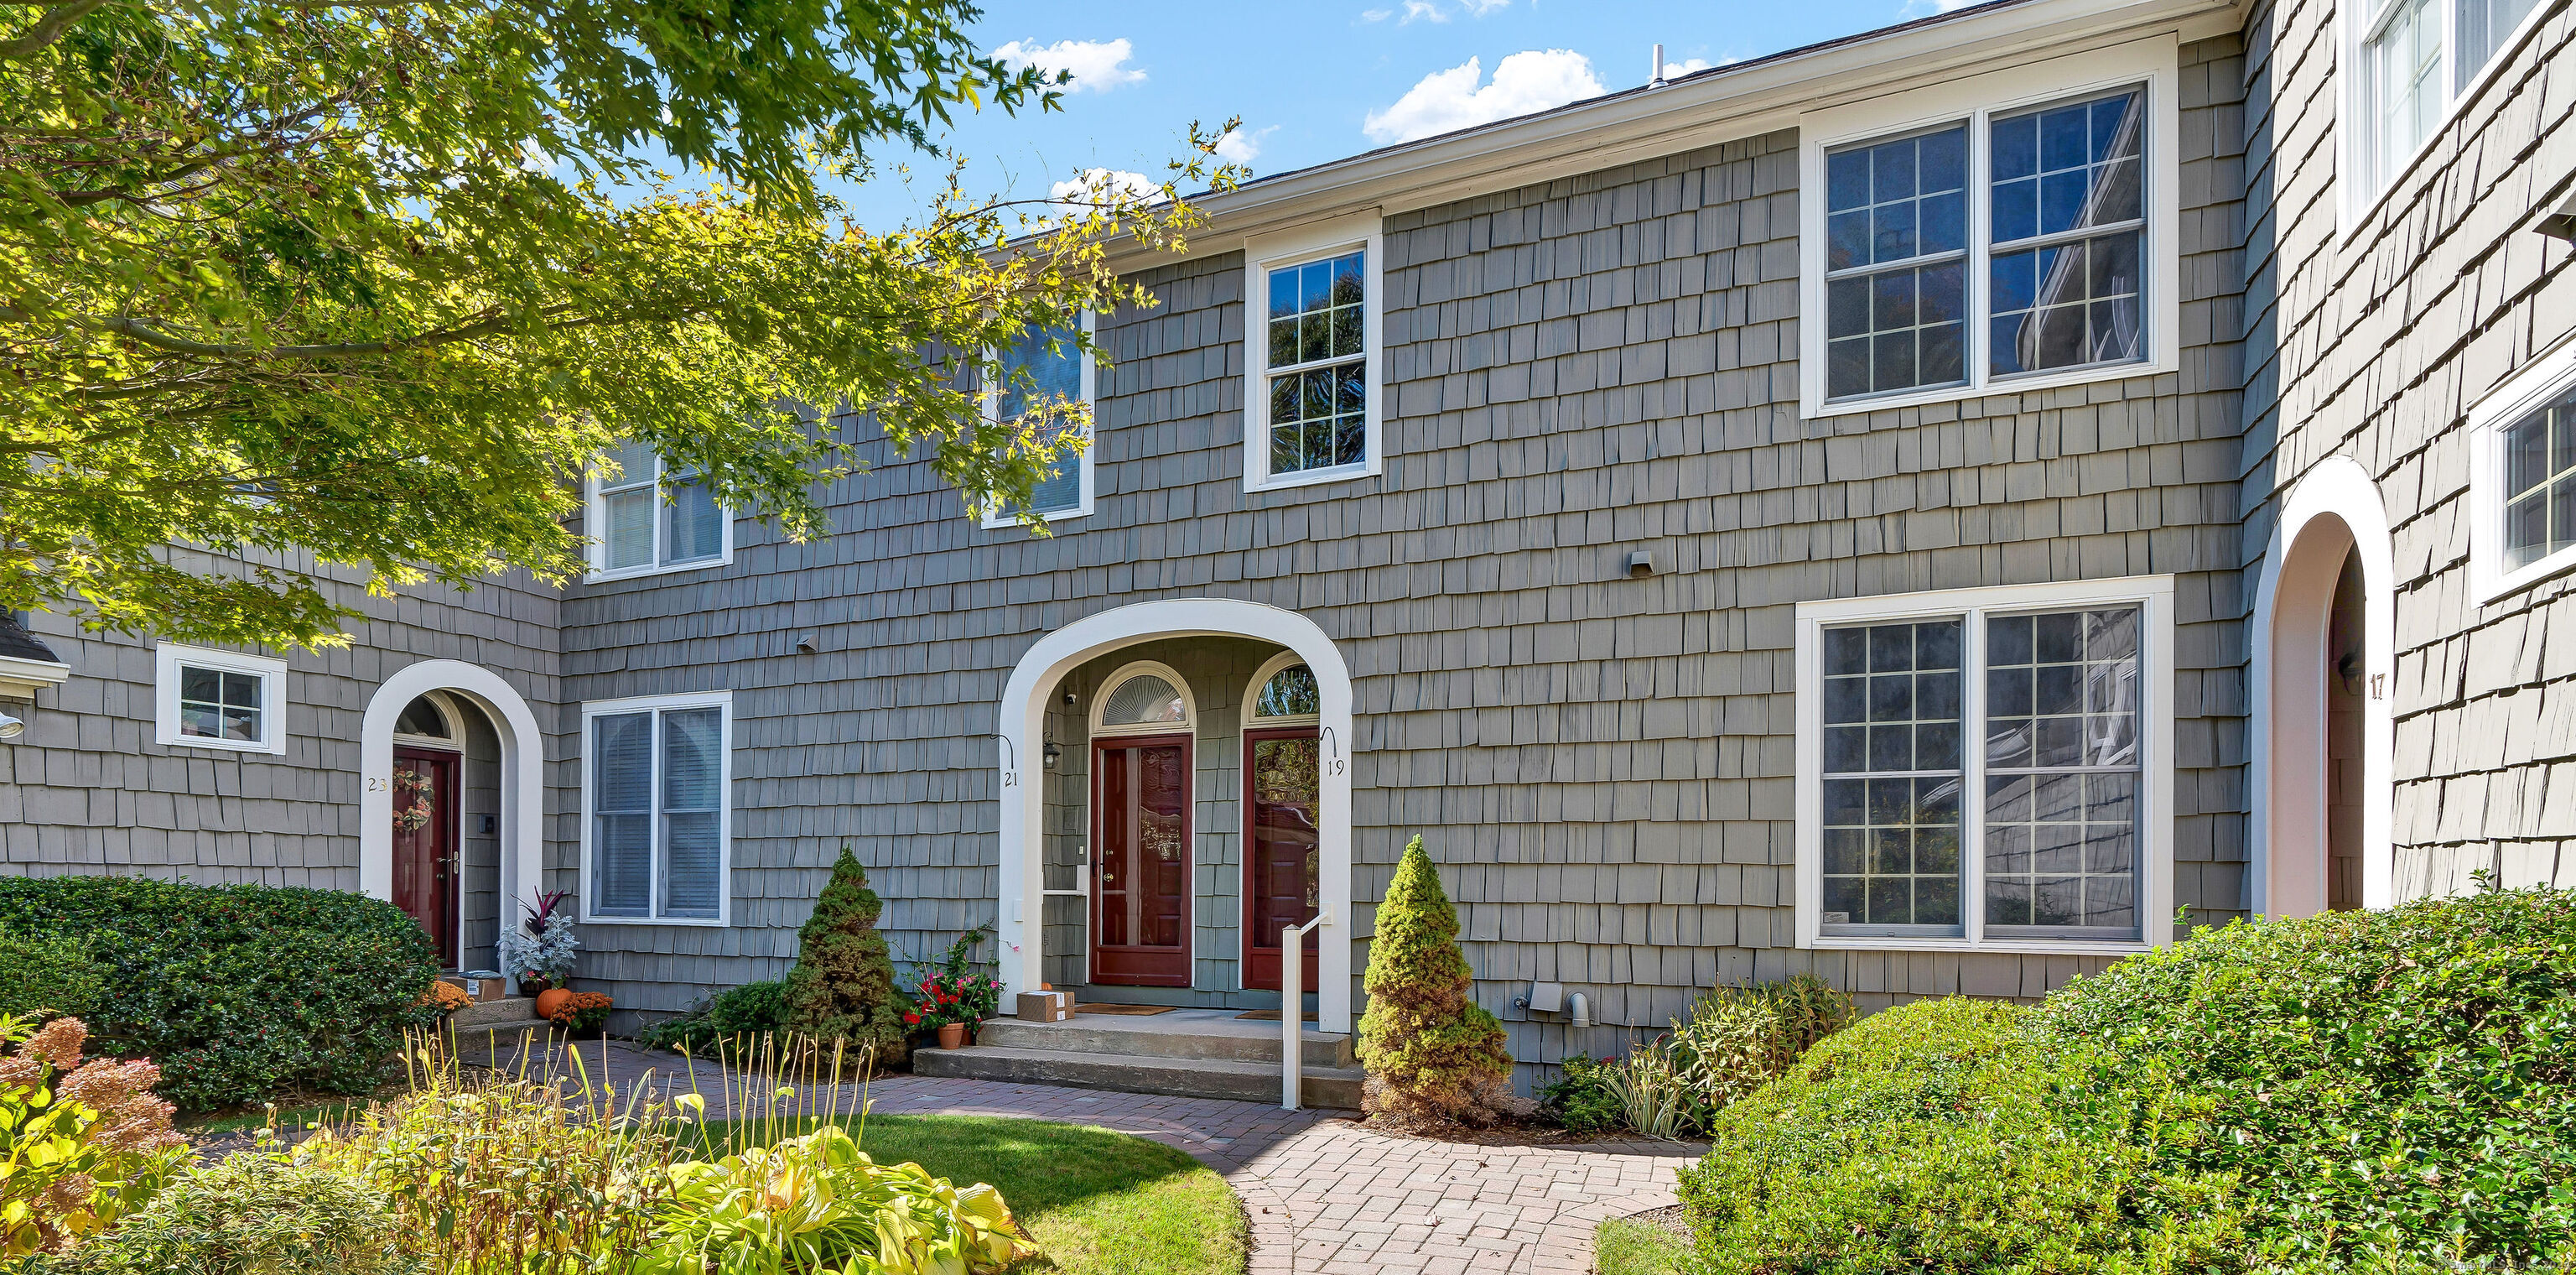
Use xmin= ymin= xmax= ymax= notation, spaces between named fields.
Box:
xmin=0 ymin=875 xmax=441 ymax=1110
xmin=1679 ymin=887 xmax=2576 ymax=1274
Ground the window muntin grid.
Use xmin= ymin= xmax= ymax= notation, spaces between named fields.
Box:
xmin=1265 ymin=251 xmax=1367 ymax=476
xmin=177 ymin=666 xmax=264 ymax=743
xmin=1981 ymin=608 xmax=2142 ymax=937
xmin=1989 ymin=89 xmax=2147 ymax=377
xmin=1824 ymin=126 xmax=1970 ymax=399
xmin=2365 ymin=0 xmax=2444 ymax=192
xmin=2501 ymin=386 xmax=2576 ymax=571
xmin=1819 ymin=619 xmax=1965 ymax=934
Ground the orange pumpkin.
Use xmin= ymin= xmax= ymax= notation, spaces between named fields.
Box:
xmin=534 ymin=987 xmax=574 ymax=1022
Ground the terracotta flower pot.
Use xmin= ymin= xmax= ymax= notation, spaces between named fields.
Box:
xmin=937 ymin=1022 xmax=966 ymax=1049
xmin=534 ymin=987 xmax=574 ymax=1023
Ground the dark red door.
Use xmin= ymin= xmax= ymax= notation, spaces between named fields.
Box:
xmin=1092 ymin=733 xmax=1192 ymax=986
xmin=1243 ymin=727 xmax=1320 ymax=993
xmin=391 ymin=747 xmax=460 ymax=968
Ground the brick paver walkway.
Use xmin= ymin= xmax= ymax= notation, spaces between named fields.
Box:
xmin=467 ymin=1035 xmax=1701 ymax=1274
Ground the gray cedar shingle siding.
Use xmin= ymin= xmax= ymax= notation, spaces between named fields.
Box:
xmin=2238 ymin=0 xmax=2576 ymax=895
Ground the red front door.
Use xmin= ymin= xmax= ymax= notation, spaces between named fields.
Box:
xmin=1243 ymin=727 xmax=1321 ymax=993
xmin=391 ymin=747 xmax=460 ymax=968
xmin=1091 ymin=733 xmax=1192 ymax=986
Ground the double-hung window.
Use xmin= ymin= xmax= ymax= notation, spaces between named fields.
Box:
xmin=2346 ymin=0 xmax=2544 ymax=211
xmin=1800 ymin=46 xmax=2178 ymax=417
xmin=1796 ymin=576 xmax=2174 ymax=954
xmin=982 ymin=316 xmax=1095 ymax=525
xmin=1242 ymin=214 xmax=1383 ymax=491
xmin=582 ymin=691 xmax=730 ymax=924
xmin=589 ymin=442 xmax=730 ymax=579
xmin=2469 ymin=338 xmax=2576 ymax=601
xmin=153 ymin=643 xmax=288 ymax=754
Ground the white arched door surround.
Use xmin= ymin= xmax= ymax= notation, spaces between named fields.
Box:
xmin=2250 ymin=455 xmax=2395 ymax=917
xmin=361 ymin=661 xmax=547 ymax=983
xmin=997 ymin=598 xmax=1355 ymax=1033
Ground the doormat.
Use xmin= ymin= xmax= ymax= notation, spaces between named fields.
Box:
xmin=1076 ymin=1003 xmax=1175 ymax=1016
xmin=1234 ymin=1010 xmax=1318 ymax=1023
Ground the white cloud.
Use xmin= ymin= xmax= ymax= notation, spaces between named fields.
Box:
xmin=1665 ymin=56 xmax=1719 ymax=76
xmin=992 ymin=38 xmax=1146 ymax=93
xmin=1360 ymin=7 xmax=1394 ymax=20
xmin=1898 ymin=0 xmax=1983 ymax=15
xmin=1213 ymin=126 xmax=1276 ymax=164
xmin=1362 ymin=49 xmax=1606 ymax=145
xmin=1459 ymin=0 xmax=1510 ymax=13
xmin=1400 ymin=0 xmax=1445 ymax=21
xmin=1048 ymin=168 xmax=1157 ymax=204
xmin=1361 ymin=0 xmax=1504 ymax=21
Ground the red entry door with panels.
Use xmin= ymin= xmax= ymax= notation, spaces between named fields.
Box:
xmin=390 ymin=746 xmax=460 ymax=969
xmin=1090 ymin=734 xmax=1192 ymax=986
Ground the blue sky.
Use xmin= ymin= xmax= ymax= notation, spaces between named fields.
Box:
xmin=836 ymin=0 xmax=1966 ymax=228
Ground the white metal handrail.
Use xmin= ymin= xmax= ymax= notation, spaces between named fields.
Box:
xmin=1279 ymin=910 xmax=1331 ymax=1110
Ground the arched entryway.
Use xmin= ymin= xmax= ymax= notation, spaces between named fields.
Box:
xmin=2251 ymin=456 xmax=2395 ymax=917
xmin=360 ymin=661 xmax=546 ymax=984
xmin=997 ymin=599 xmax=1355 ymax=1032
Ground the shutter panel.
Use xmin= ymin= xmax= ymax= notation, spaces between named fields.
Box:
xmin=659 ymin=706 xmax=724 ymax=919
xmin=590 ymin=712 xmax=653 ymax=916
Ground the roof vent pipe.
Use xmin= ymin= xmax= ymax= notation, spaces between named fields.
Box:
xmin=1649 ymin=44 xmax=1667 ymax=87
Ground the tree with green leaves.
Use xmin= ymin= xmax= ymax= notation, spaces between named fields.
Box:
xmin=781 ymin=847 xmax=908 ymax=1061
xmin=2 ymin=0 xmax=1230 ymax=648
xmin=1355 ymin=835 xmax=1530 ymax=1126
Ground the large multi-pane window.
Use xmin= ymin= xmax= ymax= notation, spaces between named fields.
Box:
xmin=1814 ymin=80 xmax=2154 ymax=409
xmin=584 ymin=693 xmax=729 ymax=924
xmin=1801 ymin=580 xmax=2168 ymax=950
xmin=590 ymin=442 xmax=726 ymax=577
xmin=2349 ymin=0 xmax=2543 ymax=204
xmin=987 ymin=320 xmax=1093 ymax=522
xmin=1264 ymin=250 xmax=1368 ymax=477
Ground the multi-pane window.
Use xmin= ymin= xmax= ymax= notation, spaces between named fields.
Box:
xmin=1264 ymin=251 xmax=1367 ymax=477
xmin=593 ymin=441 xmax=724 ymax=575
xmin=992 ymin=321 xmax=1091 ymax=519
xmin=177 ymin=665 xmax=266 ymax=745
xmin=587 ymin=697 xmax=727 ymax=922
xmin=2501 ymin=385 xmax=2576 ymax=570
xmin=2350 ymin=0 xmax=2542 ymax=204
xmin=1825 ymin=127 xmax=1968 ymax=398
xmin=1816 ymin=84 xmax=2153 ymax=407
xmin=1804 ymin=585 xmax=2163 ymax=948
xmin=1988 ymin=90 xmax=2145 ymax=376
xmin=1819 ymin=620 xmax=1964 ymax=931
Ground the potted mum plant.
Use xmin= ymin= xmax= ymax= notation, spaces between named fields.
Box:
xmin=497 ymin=890 xmax=579 ymax=1003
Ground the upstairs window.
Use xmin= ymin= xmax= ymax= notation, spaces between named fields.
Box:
xmin=589 ymin=441 xmax=729 ymax=579
xmin=582 ymin=691 xmax=730 ymax=924
xmin=153 ymin=643 xmax=288 ymax=755
xmin=1242 ymin=214 xmax=1383 ymax=492
xmin=2345 ymin=0 xmax=2544 ymax=208
xmin=1800 ymin=47 xmax=2177 ymax=418
xmin=2469 ymin=339 xmax=2576 ymax=601
xmin=983 ymin=318 xmax=1095 ymax=525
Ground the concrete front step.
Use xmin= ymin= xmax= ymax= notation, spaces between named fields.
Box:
xmin=914 ymin=1043 xmax=1364 ymax=1109
xmin=450 ymin=996 xmax=538 ymax=1028
xmin=974 ymin=1014 xmax=1355 ymax=1068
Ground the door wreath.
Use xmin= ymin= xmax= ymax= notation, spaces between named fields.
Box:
xmin=392 ymin=766 xmax=435 ymax=833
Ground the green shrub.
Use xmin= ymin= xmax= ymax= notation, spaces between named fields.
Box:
xmin=2035 ymin=887 xmax=2576 ymax=1270
xmin=780 ymin=848 xmax=908 ymax=1062
xmin=55 ymin=1153 xmax=417 ymax=1275
xmin=1539 ymin=1055 xmax=1624 ymax=1133
xmin=0 ymin=925 xmax=106 ymax=1020
xmin=637 ymin=979 xmax=792 ymax=1053
xmin=1355 ymin=835 xmax=1524 ymax=1125
xmin=0 ymin=877 xmax=439 ymax=1111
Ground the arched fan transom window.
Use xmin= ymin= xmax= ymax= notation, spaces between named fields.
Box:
xmin=1093 ymin=662 xmax=1196 ymax=737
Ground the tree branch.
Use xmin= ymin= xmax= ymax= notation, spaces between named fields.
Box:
xmin=0 ymin=0 xmax=111 ymax=60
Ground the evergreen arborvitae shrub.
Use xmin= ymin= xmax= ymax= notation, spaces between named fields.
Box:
xmin=1355 ymin=835 xmax=1529 ymax=1125
xmin=781 ymin=848 xmax=909 ymax=1062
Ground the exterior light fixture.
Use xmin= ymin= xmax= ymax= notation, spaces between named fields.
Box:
xmin=1042 ymin=740 xmax=1062 ymax=768
xmin=0 ymin=710 xmax=23 ymax=740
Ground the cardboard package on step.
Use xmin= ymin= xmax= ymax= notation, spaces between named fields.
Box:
xmin=1016 ymin=990 xmax=1075 ymax=1023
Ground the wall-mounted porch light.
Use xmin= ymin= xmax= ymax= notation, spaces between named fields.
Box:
xmin=1042 ymin=739 xmax=1062 ymax=768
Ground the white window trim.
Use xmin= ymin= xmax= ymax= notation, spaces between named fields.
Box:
xmin=2468 ymin=335 xmax=2576 ymax=604
xmin=981 ymin=311 xmax=1098 ymax=528
xmin=1793 ymin=574 xmax=2178 ymax=956
xmin=584 ymin=448 xmax=735 ymax=582
xmin=1796 ymin=39 xmax=2184 ymax=420
xmin=577 ymin=689 xmax=733 ymax=928
xmin=153 ymin=643 xmax=288 ymax=755
xmin=1091 ymin=659 xmax=1198 ymax=739
xmin=2335 ymin=0 xmax=2555 ymax=237
xmin=1243 ymin=650 xmax=1322 ymax=727
xmin=1240 ymin=211 xmax=1386 ymax=493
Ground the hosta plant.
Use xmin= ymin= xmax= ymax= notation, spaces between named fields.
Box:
xmin=640 ymin=1123 xmax=1035 ymax=1275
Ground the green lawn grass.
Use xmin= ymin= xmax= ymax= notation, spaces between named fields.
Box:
xmin=1594 ymin=1215 xmax=1689 ymax=1275
xmin=704 ymin=1114 xmax=1247 ymax=1275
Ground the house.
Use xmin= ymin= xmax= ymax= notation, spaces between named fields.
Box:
xmin=4 ymin=0 xmax=2570 ymax=1095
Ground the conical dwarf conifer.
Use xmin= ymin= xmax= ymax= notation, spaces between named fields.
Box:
xmin=1354 ymin=835 xmax=1529 ymax=1125
xmin=782 ymin=847 xmax=908 ymax=1062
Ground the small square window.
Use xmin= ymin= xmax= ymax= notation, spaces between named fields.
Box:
xmin=2470 ymin=341 xmax=2576 ymax=601
xmin=155 ymin=644 xmax=286 ymax=753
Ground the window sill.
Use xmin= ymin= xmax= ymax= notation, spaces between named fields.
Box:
xmin=578 ymin=913 xmax=729 ymax=928
xmin=1808 ymin=357 xmax=2167 ymax=420
xmin=1807 ymin=934 xmax=2153 ymax=958
xmin=2475 ymin=547 xmax=2576 ymax=606
xmin=1248 ymin=461 xmax=1379 ymax=493
xmin=584 ymin=557 xmax=730 ymax=585
xmin=981 ymin=507 xmax=1093 ymax=531
xmin=158 ymin=734 xmax=284 ymax=756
